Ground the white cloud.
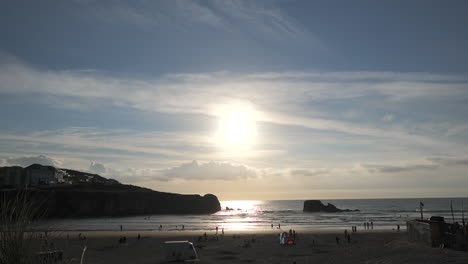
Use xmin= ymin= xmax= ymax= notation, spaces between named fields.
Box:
xmin=290 ymin=169 xmax=330 ymax=177
xmin=2 ymin=155 xmax=61 ymax=167
xmin=88 ymin=161 xmax=106 ymax=174
xmin=428 ymin=156 xmax=468 ymax=166
xmin=162 ymin=160 xmax=257 ymax=181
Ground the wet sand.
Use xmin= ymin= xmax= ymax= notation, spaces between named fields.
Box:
xmin=35 ymin=229 xmax=468 ymax=263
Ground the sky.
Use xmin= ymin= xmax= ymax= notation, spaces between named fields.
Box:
xmin=1 ymin=0 xmax=468 ymax=200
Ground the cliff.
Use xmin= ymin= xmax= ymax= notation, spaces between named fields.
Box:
xmin=0 ymin=164 xmax=221 ymax=217
xmin=303 ymin=200 xmax=359 ymax=213
xmin=0 ymin=184 xmax=221 ymax=218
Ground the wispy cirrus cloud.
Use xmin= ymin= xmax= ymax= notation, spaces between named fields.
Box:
xmin=2 ymin=58 xmax=467 ymax=145
xmin=362 ymin=163 xmax=438 ymax=174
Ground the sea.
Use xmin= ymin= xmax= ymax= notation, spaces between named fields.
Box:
xmin=41 ymin=197 xmax=467 ymax=232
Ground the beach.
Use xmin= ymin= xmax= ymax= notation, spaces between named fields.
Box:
xmin=35 ymin=229 xmax=468 ymax=264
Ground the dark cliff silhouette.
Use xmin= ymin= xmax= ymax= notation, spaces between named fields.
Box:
xmin=0 ymin=165 xmax=221 ymax=217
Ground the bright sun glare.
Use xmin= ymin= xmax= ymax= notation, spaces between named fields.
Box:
xmin=216 ymin=109 xmax=257 ymax=150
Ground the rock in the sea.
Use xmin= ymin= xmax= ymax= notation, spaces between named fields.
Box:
xmin=303 ymin=200 xmax=358 ymax=212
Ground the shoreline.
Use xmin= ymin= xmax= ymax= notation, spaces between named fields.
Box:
xmin=41 ymin=228 xmax=402 ymax=239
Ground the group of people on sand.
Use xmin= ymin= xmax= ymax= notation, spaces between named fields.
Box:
xmin=118 ymin=233 xmax=141 ymax=244
xmin=156 ymin=224 xmax=187 ymax=231
xmin=77 ymin=233 xmax=87 ymax=240
xmin=215 ymin=226 xmax=224 ymax=235
xmin=271 ymin=223 xmax=282 ymax=229
xmin=364 ymin=221 xmax=373 ymax=229
xmin=336 ymin=231 xmax=351 ymax=245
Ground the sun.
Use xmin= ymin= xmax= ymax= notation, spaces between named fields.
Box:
xmin=216 ymin=110 xmax=257 ymax=150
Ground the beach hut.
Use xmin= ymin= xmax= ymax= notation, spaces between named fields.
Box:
xmin=164 ymin=241 xmax=199 ymax=262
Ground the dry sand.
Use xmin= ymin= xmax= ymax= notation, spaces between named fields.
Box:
xmin=35 ymin=229 xmax=468 ymax=264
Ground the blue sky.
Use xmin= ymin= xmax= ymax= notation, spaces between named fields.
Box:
xmin=1 ymin=0 xmax=468 ymax=200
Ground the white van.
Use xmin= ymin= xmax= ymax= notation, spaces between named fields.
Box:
xmin=164 ymin=241 xmax=199 ymax=262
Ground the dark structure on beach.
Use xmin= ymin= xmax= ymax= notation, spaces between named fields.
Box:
xmin=303 ymin=200 xmax=359 ymax=213
xmin=407 ymin=217 xmax=468 ymax=250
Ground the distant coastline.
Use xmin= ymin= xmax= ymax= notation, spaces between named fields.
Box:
xmin=0 ymin=164 xmax=222 ymax=217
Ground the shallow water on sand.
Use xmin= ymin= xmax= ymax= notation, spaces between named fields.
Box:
xmin=40 ymin=197 xmax=467 ymax=232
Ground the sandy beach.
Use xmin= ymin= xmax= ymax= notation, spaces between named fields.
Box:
xmin=34 ymin=229 xmax=468 ymax=264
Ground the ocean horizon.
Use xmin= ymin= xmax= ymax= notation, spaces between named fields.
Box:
xmin=40 ymin=197 xmax=468 ymax=232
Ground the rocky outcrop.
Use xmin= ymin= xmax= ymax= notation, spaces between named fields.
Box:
xmin=0 ymin=184 xmax=221 ymax=218
xmin=303 ymin=200 xmax=359 ymax=213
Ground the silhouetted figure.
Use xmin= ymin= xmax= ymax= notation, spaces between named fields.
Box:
xmin=137 ymin=234 xmax=141 ymax=240
xmin=120 ymin=225 xmax=123 ymax=231
xmin=347 ymin=234 xmax=351 ymax=243
xmin=159 ymin=225 xmax=162 ymax=230
xmin=363 ymin=222 xmax=366 ymax=230
xmin=397 ymin=224 xmax=400 ymax=232
xmin=204 ymin=232 xmax=207 ymax=240
xmin=371 ymin=221 xmax=374 ymax=229
xmin=271 ymin=224 xmax=274 ymax=229
xmin=222 ymin=228 xmax=224 ymax=235
xmin=336 ymin=236 xmax=340 ymax=244
xmin=279 ymin=223 xmax=281 ymax=229
xmin=216 ymin=226 xmax=218 ymax=234
xmin=182 ymin=225 xmax=185 ymax=230
xmin=344 ymin=229 xmax=348 ymax=238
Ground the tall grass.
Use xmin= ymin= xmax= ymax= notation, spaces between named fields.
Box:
xmin=0 ymin=190 xmax=42 ymax=264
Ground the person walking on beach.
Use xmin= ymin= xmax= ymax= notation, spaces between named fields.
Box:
xmin=397 ymin=224 xmax=400 ymax=232
xmin=222 ymin=228 xmax=224 ymax=235
xmin=335 ymin=236 xmax=340 ymax=244
xmin=278 ymin=223 xmax=281 ymax=229
xmin=216 ymin=226 xmax=218 ymax=234
xmin=159 ymin=225 xmax=162 ymax=230
xmin=271 ymin=224 xmax=274 ymax=229
xmin=182 ymin=225 xmax=185 ymax=230
xmin=371 ymin=221 xmax=373 ymax=229
xmin=120 ymin=225 xmax=123 ymax=231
